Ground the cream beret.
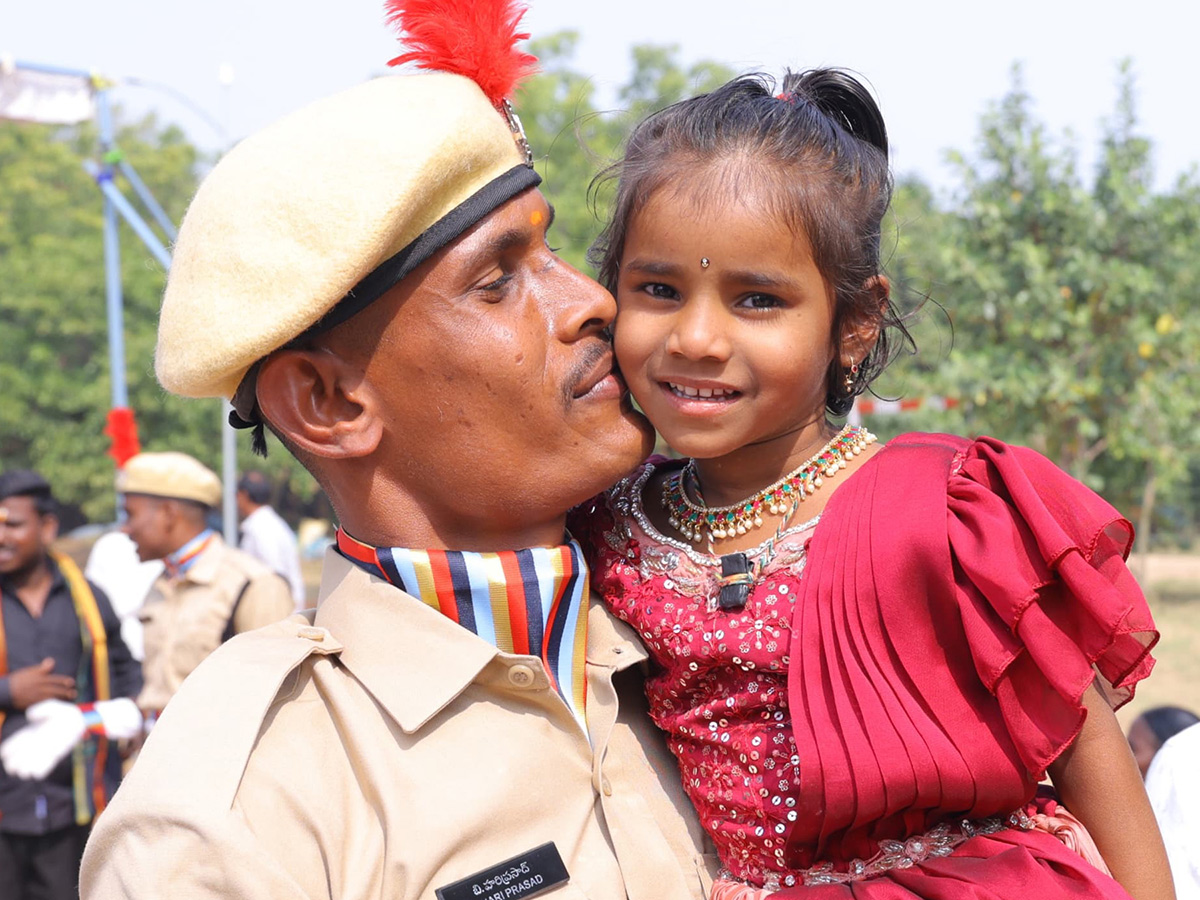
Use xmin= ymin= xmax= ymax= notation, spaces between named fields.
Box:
xmin=116 ymin=452 xmax=222 ymax=508
xmin=156 ymin=72 xmax=538 ymax=402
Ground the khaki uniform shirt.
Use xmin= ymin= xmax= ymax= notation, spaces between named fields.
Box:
xmin=83 ymin=551 xmax=714 ymax=900
xmin=138 ymin=534 xmax=294 ymax=711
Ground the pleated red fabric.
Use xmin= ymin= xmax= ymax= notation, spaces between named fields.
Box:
xmin=777 ymin=433 xmax=1156 ymax=896
xmin=574 ymin=433 xmax=1157 ymax=897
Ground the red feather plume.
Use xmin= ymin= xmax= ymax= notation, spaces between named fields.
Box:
xmin=384 ymin=0 xmax=539 ymax=108
xmin=104 ymin=406 xmax=141 ymax=468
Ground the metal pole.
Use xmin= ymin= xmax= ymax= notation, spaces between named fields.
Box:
xmin=83 ymin=160 xmax=172 ymax=270
xmin=115 ymin=158 xmax=178 ymax=242
xmin=95 ymin=93 xmax=127 ymax=409
xmin=95 ymin=88 xmax=128 ymax=517
xmin=219 ymin=63 xmax=239 ymax=545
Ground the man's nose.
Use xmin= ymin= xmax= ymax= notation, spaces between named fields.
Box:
xmin=552 ymin=261 xmax=617 ymax=339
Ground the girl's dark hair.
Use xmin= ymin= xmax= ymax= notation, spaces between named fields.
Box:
xmin=1140 ymin=706 xmax=1200 ymax=747
xmin=590 ymin=68 xmax=913 ymax=416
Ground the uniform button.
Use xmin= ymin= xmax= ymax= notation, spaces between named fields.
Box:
xmin=507 ymin=664 xmax=536 ymax=688
xmin=601 ymin=777 xmax=613 ymax=796
xmin=297 ymin=626 xmax=325 ymax=642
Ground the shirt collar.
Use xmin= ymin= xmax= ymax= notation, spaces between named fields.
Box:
xmin=164 ymin=529 xmax=216 ymax=578
xmin=313 ymin=550 xmax=498 ymax=733
xmin=312 ymin=549 xmax=647 ymax=735
xmin=334 ymin=529 xmax=593 ymax=733
xmin=0 ymin=553 xmax=67 ymax=598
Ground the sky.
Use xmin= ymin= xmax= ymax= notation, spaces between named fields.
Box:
xmin=4 ymin=0 xmax=1198 ymax=195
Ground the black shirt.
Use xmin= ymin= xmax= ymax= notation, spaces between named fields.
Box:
xmin=0 ymin=556 xmax=142 ymax=834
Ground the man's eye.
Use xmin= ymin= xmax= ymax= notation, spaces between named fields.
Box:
xmin=478 ymin=273 xmax=514 ymax=292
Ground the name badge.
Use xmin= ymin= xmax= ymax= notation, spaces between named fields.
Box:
xmin=435 ymin=842 xmax=569 ymax=900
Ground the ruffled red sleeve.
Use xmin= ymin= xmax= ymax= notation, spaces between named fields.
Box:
xmin=946 ymin=436 xmax=1157 ymax=778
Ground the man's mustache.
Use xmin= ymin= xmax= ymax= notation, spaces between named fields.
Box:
xmin=563 ymin=336 xmax=616 ymax=406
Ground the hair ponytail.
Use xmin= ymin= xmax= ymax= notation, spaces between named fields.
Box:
xmin=786 ymin=69 xmax=888 ymax=158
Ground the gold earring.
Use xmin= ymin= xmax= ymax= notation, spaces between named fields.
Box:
xmin=844 ymin=362 xmax=859 ymax=391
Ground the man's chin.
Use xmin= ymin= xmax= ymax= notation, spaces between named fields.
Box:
xmin=588 ymin=407 xmax=655 ymax=486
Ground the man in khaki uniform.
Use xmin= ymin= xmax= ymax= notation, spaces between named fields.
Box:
xmin=116 ymin=452 xmax=294 ymax=714
xmin=81 ymin=3 xmax=712 ymax=899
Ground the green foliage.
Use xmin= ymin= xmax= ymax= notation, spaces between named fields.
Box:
xmin=885 ymin=63 xmax=1200 ymax=539
xmin=0 ymin=114 xmax=319 ymax=523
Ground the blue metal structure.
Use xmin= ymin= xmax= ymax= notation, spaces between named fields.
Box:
xmin=8 ymin=62 xmax=237 ymax=540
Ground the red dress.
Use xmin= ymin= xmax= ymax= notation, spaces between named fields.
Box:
xmin=573 ymin=433 xmax=1157 ymax=898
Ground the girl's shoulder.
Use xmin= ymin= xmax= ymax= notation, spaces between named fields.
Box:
xmin=873 ymin=431 xmax=1103 ymax=502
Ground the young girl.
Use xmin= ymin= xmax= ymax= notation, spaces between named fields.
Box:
xmin=571 ymin=70 xmax=1174 ymax=899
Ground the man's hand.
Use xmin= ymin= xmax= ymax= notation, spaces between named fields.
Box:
xmin=0 ymin=698 xmax=144 ymax=780
xmin=8 ymin=658 xmax=76 ymax=709
xmin=1 ymin=700 xmax=85 ymax=780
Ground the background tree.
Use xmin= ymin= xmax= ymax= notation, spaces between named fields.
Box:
xmin=881 ymin=64 xmax=1200 ymax=545
xmin=0 ymin=115 xmax=319 ymax=524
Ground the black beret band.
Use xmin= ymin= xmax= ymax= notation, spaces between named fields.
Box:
xmin=297 ymin=163 xmax=542 ymax=340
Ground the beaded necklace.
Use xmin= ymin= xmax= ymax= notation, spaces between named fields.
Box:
xmin=662 ymin=424 xmax=876 ymax=544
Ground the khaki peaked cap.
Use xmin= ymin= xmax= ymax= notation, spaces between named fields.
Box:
xmin=156 ymin=73 xmax=534 ymax=401
xmin=117 ymin=452 xmax=222 ymax=507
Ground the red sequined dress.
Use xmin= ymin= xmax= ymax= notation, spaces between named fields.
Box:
xmin=572 ymin=434 xmax=1157 ymax=897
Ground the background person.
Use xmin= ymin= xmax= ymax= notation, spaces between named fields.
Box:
xmin=1145 ymin=722 xmax=1200 ymax=900
xmin=117 ymin=452 xmax=293 ymax=716
xmin=236 ymin=470 xmax=305 ymax=609
xmin=0 ymin=469 xmax=141 ymax=900
xmin=1127 ymin=705 xmax=1200 ymax=778
xmin=83 ymin=529 xmax=164 ymax=661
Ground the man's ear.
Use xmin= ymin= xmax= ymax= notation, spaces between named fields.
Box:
xmin=839 ymin=275 xmax=890 ymax=368
xmin=255 ymin=348 xmax=383 ymax=460
xmin=39 ymin=513 xmax=59 ymax=546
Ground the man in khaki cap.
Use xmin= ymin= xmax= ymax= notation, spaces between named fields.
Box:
xmin=82 ymin=2 xmax=711 ymax=898
xmin=116 ymin=452 xmax=294 ymax=716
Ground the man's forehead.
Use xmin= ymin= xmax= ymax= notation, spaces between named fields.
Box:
xmin=0 ymin=495 xmax=36 ymax=521
xmin=479 ymin=189 xmax=551 ymax=230
xmin=446 ymin=192 xmax=554 ymax=263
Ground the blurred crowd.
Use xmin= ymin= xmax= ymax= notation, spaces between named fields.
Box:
xmin=0 ymin=455 xmax=303 ymax=898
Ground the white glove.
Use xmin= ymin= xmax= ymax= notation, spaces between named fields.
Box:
xmin=91 ymin=698 xmax=142 ymax=740
xmin=0 ymin=699 xmax=84 ymax=780
xmin=0 ymin=698 xmax=143 ymax=781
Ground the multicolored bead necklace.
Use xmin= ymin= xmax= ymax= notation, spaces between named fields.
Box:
xmin=662 ymin=424 xmax=876 ymax=544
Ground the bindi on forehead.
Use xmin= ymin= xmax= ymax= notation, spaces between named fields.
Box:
xmin=529 ymin=209 xmax=544 ymax=226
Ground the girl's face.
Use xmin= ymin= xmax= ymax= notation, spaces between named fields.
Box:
xmin=614 ymin=185 xmax=842 ymax=460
